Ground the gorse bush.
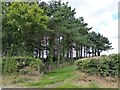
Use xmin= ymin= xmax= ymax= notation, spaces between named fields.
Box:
xmin=75 ymin=54 xmax=119 ymax=77
xmin=2 ymin=56 xmax=43 ymax=75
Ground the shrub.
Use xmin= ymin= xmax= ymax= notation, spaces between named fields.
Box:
xmin=2 ymin=56 xmax=43 ymax=75
xmin=75 ymin=54 xmax=119 ymax=77
xmin=2 ymin=57 xmax=20 ymax=74
xmin=30 ymin=59 xmax=43 ymax=70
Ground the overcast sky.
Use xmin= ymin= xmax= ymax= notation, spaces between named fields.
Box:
xmin=42 ymin=0 xmax=119 ymax=55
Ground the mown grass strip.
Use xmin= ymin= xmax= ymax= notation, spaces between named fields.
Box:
xmin=26 ymin=65 xmax=76 ymax=88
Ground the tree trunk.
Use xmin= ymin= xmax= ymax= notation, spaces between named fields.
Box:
xmin=48 ymin=38 xmax=54 ymax=71
xmin=62 ymin=47 xmax=65 ymax=64
xmin=78 ymin=49 xmax=80 ymax=59
xmin=88 ymin=48 xmax=91 ymax=57
xmin=67 ymin=47 xmax=69 ymax=59
xmin=66 ymin=36 xmax=70 ymax=59
xmin=98 ymin=50 xmax=101 ymax=56
xmin=76 ymin=48 xmax=78 ymax=59
xmin=62 ymin=36 xmax=66 ymax=65
xmin=70 ymin=43 xmax=73 ymax=60
xmin=38 ymin=40 xmax=41 ymax=59
xmin=92 ymin=47 xmax=94 ymax=57
xmin=98 ymin=52 xmax=100 ymax=56
xmin=76 ymin=42 xmax=78 ymax=59
xmin=95 ymin=49 xmax=97 ymax=56
xmin=57 ymin=36 xmax=60 ymax=67
xmin=57 ymin=50 xmax=60 ymax=67
xmin=46 ymin=38 xmax=48 ymax=59
xmin=42 ymin=49 xmax=44 ymax=59
xmin=80 ymin=45 xmax=82 ymax=58
xmin=78 ymin=45 xmax=80 ymax=59
xmin=84 ymin=46 xmax=86 ymax=58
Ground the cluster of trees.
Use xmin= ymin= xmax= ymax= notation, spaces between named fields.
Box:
xmin=2 ymin=1 xmax=112 ymax=65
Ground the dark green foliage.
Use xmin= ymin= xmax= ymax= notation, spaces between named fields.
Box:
xmin=75 ymin=54 xmax=119 ymax=77
xmin=2 ymin=56 xmax=43 ymax=75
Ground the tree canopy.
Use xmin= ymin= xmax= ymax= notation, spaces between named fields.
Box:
xmin=2 ymin=1 xmax=112 ymax=67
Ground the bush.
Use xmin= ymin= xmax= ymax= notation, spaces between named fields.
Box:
xmin=75 ymin=54 xmax=119 ymax=77
xmin=30 ymin=59 xmax=43 ymax=70
xmin=2 ymin=56 xmax=43 ymax=75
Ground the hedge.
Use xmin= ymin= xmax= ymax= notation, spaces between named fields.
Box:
xmin=75 ymin=54 xmax=119 ymax=77
xmin=2 ymin=56 xmax=43 ymax=75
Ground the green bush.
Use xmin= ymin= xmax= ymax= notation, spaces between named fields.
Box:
xmin=2 ymin=56 xmax=43 ymax=75
xmin=2 ymin=57 xmax=20 ymax=74
xmin=75 ymin=54 xmax=119 ymax=77
xmin=30 ymin=59 xmax=43 ymax=70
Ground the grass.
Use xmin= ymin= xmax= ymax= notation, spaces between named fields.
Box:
xmin=89 ymin=81 xmax=99 ymax=88
xmin=2 ymin=64 xmax=117 ymax=88
xmin=25 ymin=65 xmax=100 ymax=88
xmin=56 ymin=82 xmax=99 ymax=88
xmin=56 ymin=83 xmax=80 ymax=88
xmin=2 ymin=75 xmax=33 ymax=87
xmin=12 ymin=77 xmax=32 ymax=84
xmin=26 ymin=65 xmax=76 ymax=88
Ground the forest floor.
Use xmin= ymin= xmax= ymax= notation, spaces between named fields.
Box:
xmin=1 ymin=65 xmax=118 ymax=88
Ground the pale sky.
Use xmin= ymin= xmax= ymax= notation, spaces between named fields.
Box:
xmin=41 ymin=0 xmax=119 ymax=55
